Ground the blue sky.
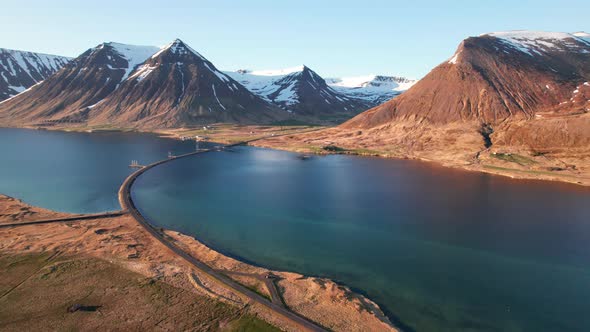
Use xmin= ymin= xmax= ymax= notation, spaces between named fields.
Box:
xmin=1 ymin=0 xmax=587 ymax=78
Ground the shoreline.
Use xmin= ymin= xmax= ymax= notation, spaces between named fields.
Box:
xmin=245 ymin=136 xmax=590 ymax=188
xmin=253 ymin=142 xmax=590 ymax=188
xmin=4 ymin=123 xmax=588 ymax=187
xmin=146 ymin=124 xmax=590 ymax=188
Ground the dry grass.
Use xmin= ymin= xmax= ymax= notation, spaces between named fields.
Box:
xmin=0 ymin=253 xmax=277 ymax=332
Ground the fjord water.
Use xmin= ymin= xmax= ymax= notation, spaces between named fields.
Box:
xmin=0 ymin=128 xmax=208 ymax=213
xmin=1 ymin=129 xmax=589 ymax=331
xmin=132 ymin=146 xmax=590 ymax=332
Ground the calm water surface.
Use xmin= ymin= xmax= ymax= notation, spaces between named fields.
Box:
xmin=133 ymin=146 xmax=590 ymax=332
xmin=1 ymin=128 xmax=589 ymax=331
xmin=0 ymin=128 xmax=210 ymax=212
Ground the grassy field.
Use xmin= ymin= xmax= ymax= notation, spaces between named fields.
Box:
xmin=490 ymin=152 xmax=536 ymax=166
xmin=302 ymin=144 xmax=384 ymax=156
xmin=482 ymin=164 xmax=584 ymax=179
xmin=169 ymin=124 xmax=322 ymax=145
xmin=0 ymin=253 xmax=278 ymax=331
xmin=225 ymin=315 xmax=282 ymax=332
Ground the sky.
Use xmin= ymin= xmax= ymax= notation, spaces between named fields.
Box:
xmin=1 ymin=0 xmax=588 ymax=78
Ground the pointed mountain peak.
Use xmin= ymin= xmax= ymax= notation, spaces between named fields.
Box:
xmin=171 ymin=38 xmax=185 ymax=45
xmin=151 ymin=39 xmax=204 ymax=60
xmin=298 ymin=65 xmax=323 ymax=80
xmin=169 ymin=38 xmax=188 ymax=50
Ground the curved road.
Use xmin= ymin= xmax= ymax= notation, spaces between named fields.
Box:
xmin=118 ymin=142 xmax=326 ymax=332
xmin=219 ymin=270 xmax=286 ymax=308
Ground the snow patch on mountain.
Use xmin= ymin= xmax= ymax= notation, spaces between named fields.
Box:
xmin=211 ymin=84 xmax=226 ymax=111
xmin=482 ymin=31 xmax=590 ymax=55
xmin=225 ymin=68 xmax=298 ymax=103
xmin=129 ymin=64 xmax=157 ymax=82
xmin=8 ymin=85 xmax=26 ymax=93
xmin=1 ymin=50 xmax=70 ymax=80
xmin=244 ymin=66 xmax=306 ymax=77
xmin=326 ymin=75 xmax=417 ymax=104
xmin=448 ymin=51 xmax=460 ymax=64
xmin=203 ymin=62 xmax=239 ymax=92
xmin=151 ymin=39 xmax=205 ymax=60
xmin=0 ymin=48 xmax=71 ymax=100
xmin=273 ymin=81 xmax=298 ymax=106
xmin=100 ymin=43 xmax=159 ymax=81
xmin=573 ymin=31 xmax=590 ymax=44
xmin=227 ymin=67 xmax=416 ymax=108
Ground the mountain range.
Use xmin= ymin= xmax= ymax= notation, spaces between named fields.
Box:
xmin=1 ymin=30 xmax=588 ymax=183
xmin=326 ymin=75 xmax=416 ymax=105
xmin=0 ymin=41 xmax=413 ymax=127
xmin=226 ymin=68 xmax=416 ymax=120
xmin=257 ymin=30 xmax=590 ymax=184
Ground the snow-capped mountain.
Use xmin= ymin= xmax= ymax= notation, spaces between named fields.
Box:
xmin=0 ymin=42 xmax=159 ymax=123
xmin=0 ymin=48 xmax=71 ymax=101
xmin=88 ymin=39 xmax=284 ymax=127
xmin=342 ymin=30 xmax=590 ymax=161
xmin=348 ymin=30 xmax=590 ymax=129
xmin=326 ymin=75 xmax=417 ymax=105
xmin=226 ymin=66 xmax=369 ymax=121
xmin=0 ymin=41 xmax=417 ymax=126
xmin=227 ymin=67 xmax=416 ymax=114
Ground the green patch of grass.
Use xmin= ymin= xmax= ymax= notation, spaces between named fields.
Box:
xmin=349 ymin=148 xmax=383 ymax=156
xmin=61 ymin=125 xmax=134 ymax=133
xmin=0 ymin=253 xmax=278 ymax=331
xmin=490 ymin=152 xmax=536 ymax=166
xmin=300 ymin=145 xmax=384 ymax=156
xmin=482 ymin=165 xmax=580 ymax=179
xmin=226 ymin=136 xmax=261 ymax=144
xmin=224 ymin=315 xmax=280 ymax=332
xmin=306 ymin=146 xmax=325 ymax=153
xmin=270 ymin=119 xmax=318 ymax=126
xmin=0 ymin=253 xmax=53 ymax=294
xmin=322 ymin=145 xmax=346 ymax=152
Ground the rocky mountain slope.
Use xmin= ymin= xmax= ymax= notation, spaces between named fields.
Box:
xmin=256 ymin=31 xmax=590 ymax=185
xmin=0 ymin=40 xmax=286 ymax=127
xmin=344 ymin=30 xmax=590 ymax=128
xmin=0 ymin=42 xmax=415 ymax=127
xmin=0 ymin=48 xmax=71 ymax=101
xmin=88 ymin=39 xmax=284 ymax=127
xmin=0 ymin=42 xmax=158 ymax=124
